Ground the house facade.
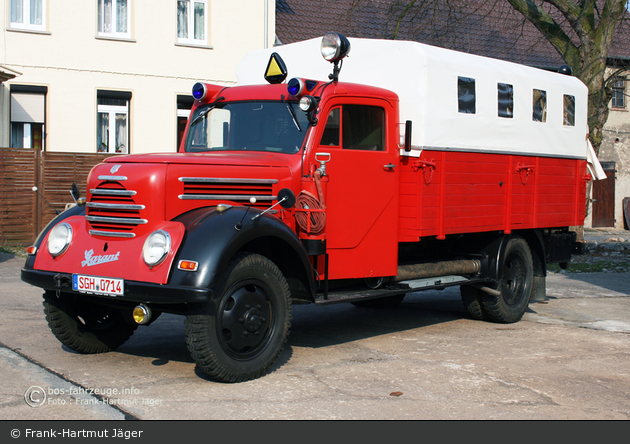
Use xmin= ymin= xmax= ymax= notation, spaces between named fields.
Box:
xmin=1 ymin=0 xmax=276 ymax=154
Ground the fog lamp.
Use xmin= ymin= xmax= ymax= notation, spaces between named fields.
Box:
xmin=133 ymin=304 xmax=152 ymax=325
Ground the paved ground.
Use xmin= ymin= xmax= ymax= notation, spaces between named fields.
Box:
xmin=0 ymin=230 xmax=629 ymax=422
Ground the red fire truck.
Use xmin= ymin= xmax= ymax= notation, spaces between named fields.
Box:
xmin=22 ymin=33 xmax=605 ymax=383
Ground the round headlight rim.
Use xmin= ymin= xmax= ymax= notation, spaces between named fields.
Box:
xmin=142 ymin=229 xmax=172 ymax=267
xmin=47 ymin=222 xmax=73 ymax=257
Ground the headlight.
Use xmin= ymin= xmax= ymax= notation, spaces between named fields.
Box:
xmin=142 ymin=230 xmax=171 ymax=266
xmin=299 ymin=96 xmax=318 ymax=112
xmin=47 ymin=223 xmax=73 ymax=257
xmin=321 ymin=32 xmax=351 ymax=62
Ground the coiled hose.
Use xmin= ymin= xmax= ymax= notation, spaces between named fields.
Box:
xmin=296 ymin=169 xmax=326 ymax=234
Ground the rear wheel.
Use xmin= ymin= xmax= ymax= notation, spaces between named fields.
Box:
xmin=43 ymin=291 xmax=137 ymax=354
xmin=460 ymin=285 xmax=488 ymax=320
xmin=185 ymin=253 xmax=291 ymax=383
xmin=482 ymin=237 xmax=533 ymax=323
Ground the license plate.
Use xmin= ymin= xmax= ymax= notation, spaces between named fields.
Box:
xmin=72 ymin=274 xmax=124 ymax=297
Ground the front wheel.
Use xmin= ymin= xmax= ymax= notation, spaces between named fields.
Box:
xmin=482 ymin=237 xmax=533 ymax=323
xmin=43 ymin=291 xmax=137 ymax=354
xmin=185 ymin=253 xmax=292 ymax=383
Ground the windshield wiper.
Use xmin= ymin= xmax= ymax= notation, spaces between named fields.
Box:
xmin=281 ymin=94 xmax=302 ymax=132
xmin=189 ymin=96 xmax=225 ymax=127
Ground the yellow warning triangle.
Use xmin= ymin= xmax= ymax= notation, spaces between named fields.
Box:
xmin=264 ymin=53 xmax=287 ymax=84
xmin=267 ymin=57 xmax=283 ymax=77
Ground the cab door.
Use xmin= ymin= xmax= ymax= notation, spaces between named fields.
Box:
xmin=312 ymin=99 xmax=399 ymax=280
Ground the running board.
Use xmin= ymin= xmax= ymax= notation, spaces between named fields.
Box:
xmin=314 ymin=275 xmax=483 ymax=305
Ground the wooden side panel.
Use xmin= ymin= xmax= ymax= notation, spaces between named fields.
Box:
xmin=398 ymin=150 xmax=587 ymax=241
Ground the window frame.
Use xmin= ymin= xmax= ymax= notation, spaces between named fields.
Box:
xmin=611 ymin=78 xmax=626 ymax=110
xmin=10 ymin=85 xmax=47 ymax=149
xmin=177 ymin=0 xmax=209 ymax=46
xmin=532 ymin=89 xmax=547 ymax=123
xmin=318 ymin=104 xmax=386 ymax=152
xmin=97 ymin=0 xmax=131 ymax=39
xmin=96 ymin=91 xmax=131 ymax=154
xmin=9 ymin=0 xmax=47 ymax=32
xmin=457 ymin=76 xmax=476 ymax=114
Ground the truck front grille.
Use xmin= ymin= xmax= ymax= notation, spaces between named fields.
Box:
xmin=86 ymin=182 xmax=146 ymax=238
xmin=178 ymin=177 xmax=277 ymax=209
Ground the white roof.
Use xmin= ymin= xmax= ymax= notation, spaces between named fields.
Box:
xmin=237 ymin=37 xmax=591 ymax=161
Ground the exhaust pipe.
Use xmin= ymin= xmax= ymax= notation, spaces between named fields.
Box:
xmin=394 ymin=259 xmax=481 ymax=282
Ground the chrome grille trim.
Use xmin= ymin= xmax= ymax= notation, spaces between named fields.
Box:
xmin=179 ymin=194 xmax=277 ymax=201
xmin=90 ymin=189 xmax=137 ymax=196
xmin=89 ymin=230 xmax=136 ymax=238
xmin=87 ymin=202 xmax=145 ymax=210
xmin=179 ymin=177 xmax=279 ymax=184
xmin=98 ymin=175 xmax=128 ymax=181
xmin=86 ymin=216 xmax=148 ymax=225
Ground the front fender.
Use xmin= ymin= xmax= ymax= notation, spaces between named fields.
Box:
xmin=170 ymin=207 xmax=314 ymax=298
xmin=23 ymin=205 xmax=86 ymax=270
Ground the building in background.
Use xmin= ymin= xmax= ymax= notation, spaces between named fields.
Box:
xmin=1 ymin=0 xmax=276 ymax=153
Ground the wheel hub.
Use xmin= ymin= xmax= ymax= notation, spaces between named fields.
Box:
xmin=243 ymin=306 xmax=265 ymax=332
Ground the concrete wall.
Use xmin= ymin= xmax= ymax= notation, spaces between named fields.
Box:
xmin=1 ymin=0 xmax=276 ymax=153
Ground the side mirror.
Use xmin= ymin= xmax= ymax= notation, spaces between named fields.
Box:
xmin=71 ymin=182 xmax=80 ymax=203
xmin=404 ymin=120 xmax=412 ymax=152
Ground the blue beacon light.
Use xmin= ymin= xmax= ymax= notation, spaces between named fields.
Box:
xmin=287 ymin=78 xmax=304 ymax=97
xmin=192 ymin=82 xmax=207 ymax=100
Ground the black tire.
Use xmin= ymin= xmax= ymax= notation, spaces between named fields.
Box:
xmin=43 ymin=291 xmax=137 ymax=354
xmin=481 ymin=237 xmax=533 ymax=323
xmin=460 ymin=285 xmax=488 ymax=320
xmin=185 ymin=253 xmax=291 ymax=383
xmin=352 ymin=294 xmax=405 ymax=308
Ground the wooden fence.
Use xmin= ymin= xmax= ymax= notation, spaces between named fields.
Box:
xmin=0 ymin=148 xmax=115 ymax=246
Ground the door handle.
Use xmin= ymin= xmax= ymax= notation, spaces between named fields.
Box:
xmin=384 ymin=163 xmax=395 ymax=170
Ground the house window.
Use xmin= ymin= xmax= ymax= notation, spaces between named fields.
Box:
xmin=10 ymin=86 xmax=47 ymax=149
xmin=563 ymin=95 xmax=575 ymax=126
xmin=177 ymin=95 xmax=194 ymax=150
xmin=612 ymin=79 xmax=625 ymax=109
xmin=177 ymin=0 xmax=208 ymax=45
xmin=98 ymin=0 xmax=130 ymax=38
xmin=97 ymin=91 xmax=131 ymax=153
xmin=533 ymin=89 xmax=547 ymax=122
xmin=498 ymin=83 xmax=514 ymax=118
xmin=9 ymin=0 xmax=47 ymax=32
xmin=458 ymin=77 xmax=476 ymax=114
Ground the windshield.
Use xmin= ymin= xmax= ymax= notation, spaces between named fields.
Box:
xmin=184 ymin=101 xmax=310 ymax=154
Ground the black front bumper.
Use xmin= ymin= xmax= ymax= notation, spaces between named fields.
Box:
xmin=21 ymin=268 xmax=213 ymax=305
